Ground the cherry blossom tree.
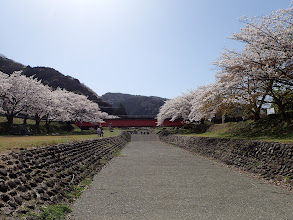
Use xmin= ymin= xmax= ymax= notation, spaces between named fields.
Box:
xmin=187 ymin=88 xmax=206 ymax=123
xmin=156 ymin=99 xmax=177 ymax=126
xmin=157 ymin=88 xmax=212 ymax=126
xmin=226 ymin=6 xmax=293 ymax=119
xmin=214 ymin=49 xmax=271 ymax=120
xmin=157 ymin=4 xmax=293 ymax=125
xmin=0 ymin=71 xmax=37 ymax=127
xmin=211 ymin=4 xmax=293 ymax=120
xmin=69 ymin=92 xmax=106 ymax=123
xmin=48 ymin=88 xmax=109 ymax=124
xmin=26 ymin=83 xmax=53 ymax=131
xmin=0 ymin=72 xmax=113 ymax=132
xmin=156 ymin=93 xmax=193 ymax=126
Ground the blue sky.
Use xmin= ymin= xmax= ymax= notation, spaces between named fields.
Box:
xmin=0 ymin=0 xmax=291 ymax=99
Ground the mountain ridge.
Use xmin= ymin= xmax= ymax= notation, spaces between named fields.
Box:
xmin=102 ymin=92 xmax=167 ymax=118
xmin=0 ymin=55 xmax=167 ymax=117
xmin=0 ymin=56 xmax=113 ymax=114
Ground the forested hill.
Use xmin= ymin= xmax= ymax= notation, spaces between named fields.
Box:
xmin=0 ymin=56 xmax=113 ymax=114
xmin=0 ymin=56 xmax=167 ymax=117
xmin=101 ymin=92 xmax=168 ymax=118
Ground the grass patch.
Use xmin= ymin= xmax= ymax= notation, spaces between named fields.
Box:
xmin=39 ymin=204 xmax=72 ymax=220
xmin=21 ymin=204 xmax=71 ymax=220
xmin=0 ymin=116 xmax=35 ymax=125
xmin=102 ymin=128 xmax=122 ymax=137
xmin=65 ymin=177 xmax=93 ymax=202
xmin=0 ymin=128 xmax=123 ymax=153
xmin=99 ymin=158 xmax=108 ymax=165
xmin=174 ymin=114 xmax=293 ymax=143
xmin=113 ymin=149 xmax=121 ymax=157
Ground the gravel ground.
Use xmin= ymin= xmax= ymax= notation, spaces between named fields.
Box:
xmin=68 ymin=134 xmax=293 ymax=220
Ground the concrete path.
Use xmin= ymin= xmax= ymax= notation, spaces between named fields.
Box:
xmin=68 ymin=134 xmax=293 ymax=220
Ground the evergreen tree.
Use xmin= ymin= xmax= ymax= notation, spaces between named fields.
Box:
xmin=114 ymin=102 xmax=127 ymax=117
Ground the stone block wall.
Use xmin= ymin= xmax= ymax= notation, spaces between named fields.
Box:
xmin=0 ymin=132 xmax=131 ymax=217
xmin=160 ymin=133 xmax=293 ymax=186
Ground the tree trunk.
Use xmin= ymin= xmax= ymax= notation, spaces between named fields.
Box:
xmin=35 ymin=114 xmax=41 ymax=133
xmin=5 ymin=114 xmax=14 ymax=134
xmin=278 ymin=104 xmax=287 ymax=120
xmin=254 ymin=111 xmax=261 ymax=121
xmin=44 ymin=115 xmax=50 ymax=132
xmin=44 ymin=114 xmax=51 ymax=125
xmin=23 ymin=115 xmax=28 ymax=125
xmin=6 ymin=114 xmax=14 ymax=125
xmin=273 ymin=98 xmax=287 ymax=120
xmin=22 ymin=115 xmax=28 ymax=135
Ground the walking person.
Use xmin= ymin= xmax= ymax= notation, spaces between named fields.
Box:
xmin=101 ymin=126 xmax=104 ymax=137
xmin=97 ymin=127 xmax=102 ymax=137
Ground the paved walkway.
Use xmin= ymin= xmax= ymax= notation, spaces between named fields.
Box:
xmin=68 ymin=134 xmax=293 ymax=219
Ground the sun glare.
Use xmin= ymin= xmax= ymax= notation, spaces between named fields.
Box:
xmin=46 ymin=0 xmax=134 ymax=25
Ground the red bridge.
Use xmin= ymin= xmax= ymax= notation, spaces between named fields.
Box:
xmin=74 ymin=118 xmax=184 ymax=128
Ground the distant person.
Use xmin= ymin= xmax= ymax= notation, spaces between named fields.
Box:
xmin=101 ymin=127 xmax=104 ymax=137
xmin=97 ymin=127 xmax=102 ymax=137
xmin=108 ymin=123 xmax=113 ymax=132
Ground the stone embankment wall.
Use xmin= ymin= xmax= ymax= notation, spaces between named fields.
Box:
xmin=0 ymin=132 xmax=131 ymax=217
xmin=160 ymin=133 xmax=293 ymax=186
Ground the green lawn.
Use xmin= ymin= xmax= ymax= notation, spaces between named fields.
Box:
xmin=0 ymin=128 xmax=122 ymax=153
xmin=181 ymin=120 xmax=293 ymax=144
xmin=0 ymin=116 xmax=35 ymax=125
xmin=0 ymin=116 xmax=127 ymax=152
xmin=188 ymin=133 xmax=293 ymax=143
